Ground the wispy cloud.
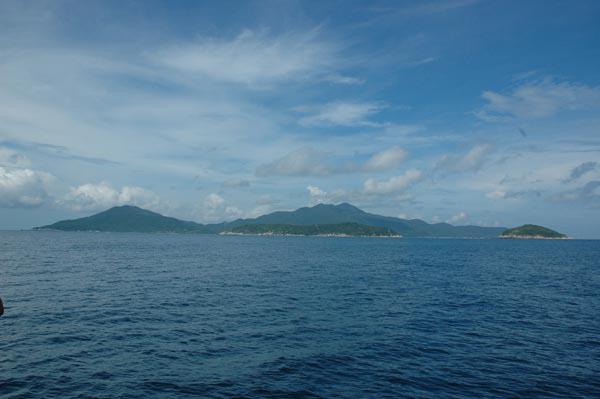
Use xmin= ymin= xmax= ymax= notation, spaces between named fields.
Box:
xmin=563 ymin=161 xmax=598 ymax=183
xmin=255 ymin=147 xmax=332 ymax=177
xmin=297 ymin=101 xmax=385 ymax=127
xmin=434 ymin=144 xmax=494 ymax=174
xmin=322 ymin=74 xmax=364 ymax=85
xmin=363 ymin=146 xmax=408 ymax=171
xmin=256 ymin=146 xmax=409 ymax=177
xmin=553 ymin=180 xmax=600 ymax=209
xmin=0 ymin=147 xmax=31 ymax=168
xmin=476 ymin=78 xmax=600 ymax=120
xmin=1 ymin=139 xmax=119 ymax=166
xmin=152 ymin=29 xmax=340 ymax=87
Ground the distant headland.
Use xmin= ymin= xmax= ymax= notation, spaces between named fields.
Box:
xmin=34 ymin=203 xmax=568 ymax=239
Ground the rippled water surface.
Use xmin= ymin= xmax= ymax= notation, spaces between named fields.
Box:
xmin=1 ymin=231 xmax=600 ymax=398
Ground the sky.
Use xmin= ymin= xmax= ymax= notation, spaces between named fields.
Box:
xmin=1 ymin=0 xmax=599 ymax=237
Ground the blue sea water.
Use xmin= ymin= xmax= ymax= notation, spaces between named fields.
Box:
xmin=1 ymin=231 xmax=599 ymax=398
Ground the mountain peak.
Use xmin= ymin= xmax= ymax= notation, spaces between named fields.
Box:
xmin=37 ymin=204 xmax=208 ymax=233
xmin=335 ymin=202 xmax=362 ymax=211
xmin=310 ymin=202 xmax=362 ymax=211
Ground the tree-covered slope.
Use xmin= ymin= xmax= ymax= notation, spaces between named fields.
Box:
xmin=223 ymin=223 xmax=400 ymax=237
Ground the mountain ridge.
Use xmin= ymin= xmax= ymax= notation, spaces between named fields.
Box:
xmin=206 ymin=202 xmax=505 ymax=238
xmin=36 ymin=203 xmax=507 ymax=238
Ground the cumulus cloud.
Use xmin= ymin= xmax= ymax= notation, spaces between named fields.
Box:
xmin=447 ymin=211 xmax=467 ymax=224
xmin=61 ymin=182 xmax=162 ymax=212
xmin=435 ymin=144 xmax=494 ymax=175
xmin=297 ymin=101 xmax=385 ymax=127
xmin=0 ymin=166 xmax=54 ymax=208
xmin=363 ymin=169 xmax=422 ymax=194
xmin=153 ymin=29 xmax=338 ymax=86
xmin=256 ymin=146 xmax=409 ymax=177
xmin=476 ymin=78 xmax=600 ymax=120
xmin=564 ymin=161 xmax=598 ymax=183
xmin=303 ymin=169 xmax=424 ymax=206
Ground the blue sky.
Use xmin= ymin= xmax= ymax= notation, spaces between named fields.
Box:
xmin=1 ymin=0 xmax=600 ymax=237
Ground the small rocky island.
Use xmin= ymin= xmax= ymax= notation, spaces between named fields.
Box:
xmin=500 ymin=224 xmax=568 ymax=239
xmin=221 ymin=223 xmax=401 ymax=237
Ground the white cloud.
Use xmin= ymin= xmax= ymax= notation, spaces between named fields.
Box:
xmin=61 ymin=182 xmax=161 ymax=212
xmin=363 ymin=169 xmax=422 ymax=194
xmin=153 ymin=29 xmax=338 ymax=86
xmin=447 ymin=211 xmax=467 ymax=224
xmin=255 ymin=147 xmax=331 ymax=177
xmin=298 ymin=101 xmax=385 ymax=127
xmin=256 ymin=145 xmax=409 ymax=177
xmin=398 ymin=212 xmax=422 ymax=220
xmin=363 ymin=146 xmax=408 ymax=171
xmin=477 ymin=78 xmax=600 ymax=120
xmin=0 ymin=166 xmax=53 ymax=208
xmin=435 ymin=144 xmax=493 ymax=174
xmin=307 ymin=185 xmax=328 ymax=205
xmin=403 ymin=57 xmax=437 ymax=67
xmin=199 ymin=193 xmax=247 ymax=222
xmin=204 ymin=193 xmax=225 ymax=210
xmin=225 ymin=205 xmax=243 ymax=219
xmin=485 ymin=190 xmax=507 ymax=200
xmin=245 ymin=204 xmax=271 ymax=218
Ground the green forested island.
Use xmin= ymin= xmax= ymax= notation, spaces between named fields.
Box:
xmin=501 ymin=224 xmax=567 ymax=239
xmin=35 ymin=205 xmax=210 ymax=233
xmin=36 ymin=203 xmax=507 ymax=238
xmin=222 ymin=223 xmax=401 ymax=237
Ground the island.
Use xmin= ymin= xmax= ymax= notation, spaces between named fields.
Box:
xmin=35 ymin=203 xmax=507 ymax=238
xmin=220 ymin=223 xmax=401 ymax=237
xmin=500 ymin=224 xmax=568 ymax=239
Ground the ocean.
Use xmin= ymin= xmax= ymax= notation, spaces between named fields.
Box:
xmin=1 ymin=231 xmax=599 ymax=398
